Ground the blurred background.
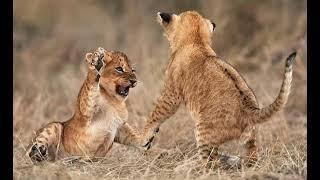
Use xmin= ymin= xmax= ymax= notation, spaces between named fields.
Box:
xmin=13 ymin=0 xmax=307 ymax=179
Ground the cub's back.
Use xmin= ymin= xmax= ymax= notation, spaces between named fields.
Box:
xmin=178 ymin=51 xmax=259 ymax=120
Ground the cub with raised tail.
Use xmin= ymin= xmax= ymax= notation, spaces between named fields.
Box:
xmin=135 ymin=11 xmax=296 ymax=168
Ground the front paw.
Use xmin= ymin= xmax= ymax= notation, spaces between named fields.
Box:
xmin=85 ymin=47 xmax=106 ymax=72
xmin=140 ymin=127 xmax=159 ymax=150
xmin=27 ymin=142 xmax=49 ymax=163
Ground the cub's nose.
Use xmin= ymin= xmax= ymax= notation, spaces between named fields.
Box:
xmin=130 ymin=79 xmax=137 ymax=88
xmin=158 ymin=12 xmax=172 ymax=23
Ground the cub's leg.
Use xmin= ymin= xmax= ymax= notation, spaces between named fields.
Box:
xmin=27 ymin=122 xmax=63 ymax=162
xmin=241 ymin=125 xmax=258 ymax=166
xmin=197 ymin=143 xmax=219 ymax=168
xmin=195 ymin=124 xmax=220 ymax=168
xmin=114 ymin=123 xmax=143 ymax=147
xmin=196 ymin=121 xmax=242 ymax=168
xmin=93 ymin=133 xmax=114 ymax=158
xmin=139 ymin=83 xmax=182 ymax=149
xmin=115 ymin=123 xmax=169 ymax=157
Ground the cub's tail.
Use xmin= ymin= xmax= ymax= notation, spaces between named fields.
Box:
xmin=252 ymin=51 xmax=296 ymax=124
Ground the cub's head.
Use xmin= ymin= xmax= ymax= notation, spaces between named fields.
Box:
xmin=85 ymin=47 xmax=137 ymax=101
xmin=157 ymin=11 xmax=215 ymax=51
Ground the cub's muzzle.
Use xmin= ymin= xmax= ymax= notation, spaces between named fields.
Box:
xmin=130 ymin=79 xmax=137 ymax=88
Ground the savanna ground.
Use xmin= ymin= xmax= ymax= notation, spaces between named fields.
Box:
xmin=13 ymin=0 xmax=307 ymax=179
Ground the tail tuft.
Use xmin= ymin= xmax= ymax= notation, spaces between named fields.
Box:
xmin=286 ymin=51 xmax=297 ymax=66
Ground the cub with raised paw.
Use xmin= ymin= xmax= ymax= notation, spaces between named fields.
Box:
xmin=27 ymin=47 xmax=143 ymax=163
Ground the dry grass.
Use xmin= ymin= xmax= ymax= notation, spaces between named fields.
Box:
xmin=13 ymin=0 xmax=306 ymax=179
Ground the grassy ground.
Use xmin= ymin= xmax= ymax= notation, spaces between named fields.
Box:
xmin=13 ymin=0 xmax=307 ymax=179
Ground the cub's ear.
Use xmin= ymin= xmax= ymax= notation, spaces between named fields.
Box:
xmin=206 ymin=19 xmax=216 ymax=33
xmin=211 ymin=21 xmax=216 ymax=32
xmin=158 ymin=12 xmax=173 ymax=24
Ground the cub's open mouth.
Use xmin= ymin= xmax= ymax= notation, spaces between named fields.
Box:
xmin=116 ymin=85 xmax=130 ymax=97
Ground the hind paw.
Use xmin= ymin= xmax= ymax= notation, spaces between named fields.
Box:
xmin=27 ymin=143 xmax=49 ymax=163
xmin=219 ymin=154 xmax=242 ymax=169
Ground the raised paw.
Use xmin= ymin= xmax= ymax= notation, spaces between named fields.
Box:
xmin=85 ymin=47 xmax=106 ymax=72
xmin=27 ymin=143 xmax=49 ymax=163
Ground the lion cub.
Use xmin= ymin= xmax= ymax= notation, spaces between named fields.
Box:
xmin=27 ymin=47 xmax=143 ymax=162
xmin=135 ymin=11 xmax=296 ymax=167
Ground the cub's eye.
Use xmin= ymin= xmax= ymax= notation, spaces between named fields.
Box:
xmin=132 ymin=69 xmax=136 ymax=73
xmin=115 ymin=67 xmax=124 ymax=73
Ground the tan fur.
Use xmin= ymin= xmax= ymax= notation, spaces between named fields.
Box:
xmin=27 ymin=47 xmax=143 ymax=162
xmin=136 ymin=11 xmax=296 ymax=167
